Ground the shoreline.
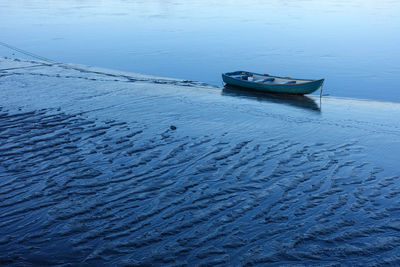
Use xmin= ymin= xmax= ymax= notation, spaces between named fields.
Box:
xmin=2 ymin=56 xmax=400 ymax=105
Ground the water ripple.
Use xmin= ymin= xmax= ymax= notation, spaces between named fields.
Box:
xmin=0 ymin=107 xmax=399 ymax=265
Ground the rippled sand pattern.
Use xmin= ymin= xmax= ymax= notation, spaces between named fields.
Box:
xmin=1 ymin=106 xmax=400 ymax=266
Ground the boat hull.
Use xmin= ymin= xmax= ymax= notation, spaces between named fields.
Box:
xmin=222 ymin=72 xmax=324 ymax=95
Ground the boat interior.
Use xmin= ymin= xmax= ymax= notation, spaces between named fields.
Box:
xmin=227 ymin=71 xmax=312 ymax=85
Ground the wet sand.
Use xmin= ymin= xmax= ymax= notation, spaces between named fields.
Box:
xmin=1 ymin=57 xmax=400 ymax=265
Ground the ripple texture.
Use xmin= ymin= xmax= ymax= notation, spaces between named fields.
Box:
xmin=0 ymin=107 xmax=399 ymax=266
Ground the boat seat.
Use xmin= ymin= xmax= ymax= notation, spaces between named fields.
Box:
xmin=285 ymin=81 xmax=296 ymax=84
xmin=231 ymin=75 xmax=250 ymax=80
xmin=263 ymin=78 xmax=275 ymax=82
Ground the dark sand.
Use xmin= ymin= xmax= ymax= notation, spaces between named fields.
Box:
xmin=1 ymin=57 xmax=400 ymax=265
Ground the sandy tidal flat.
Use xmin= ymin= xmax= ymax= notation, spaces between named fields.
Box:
xmin=1 ymin=57 xmax=400 ymax=265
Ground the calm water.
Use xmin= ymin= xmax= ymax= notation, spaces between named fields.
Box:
xmin=1 ymin=0 xmax=400 ymax=101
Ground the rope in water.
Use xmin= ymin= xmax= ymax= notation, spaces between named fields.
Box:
xmin=0 ymin=41 xmax=57 ymax=63
xmin=0 ymin=41 xmax=98 ymax=76
xmin=0 ymin=40 xmax=212 ymax=88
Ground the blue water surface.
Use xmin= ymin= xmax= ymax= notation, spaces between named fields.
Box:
xmin=0 ymin=0 xmax=399 ymax=99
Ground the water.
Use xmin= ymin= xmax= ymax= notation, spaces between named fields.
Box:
xmin=1 ymin=57 xmax=400 ymax=265
xmin=1 ymin=0 xmax=400 ymax=101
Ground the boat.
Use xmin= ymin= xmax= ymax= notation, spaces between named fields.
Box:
xmin=222 ymin=71 xmax=324 ymax=95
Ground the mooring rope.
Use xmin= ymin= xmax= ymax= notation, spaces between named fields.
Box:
xmin=0 ymin=41 xmax=57 ymax=63
xmin=0 ymin=40 xmax=216 ymax=88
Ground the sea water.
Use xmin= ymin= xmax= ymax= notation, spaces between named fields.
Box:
xmin=1 ymin=0 xmax=400 ymax=101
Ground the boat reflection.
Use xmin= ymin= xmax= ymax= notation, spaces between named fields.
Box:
xmin=222 ymin=85 xmax=321 ymax=113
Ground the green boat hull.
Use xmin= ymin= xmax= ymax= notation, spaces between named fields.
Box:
xmin=222 ymin=71 xmax=324 ymax=95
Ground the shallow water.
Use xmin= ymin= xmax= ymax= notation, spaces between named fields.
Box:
xmin=1 ymin=57 xmax=400 ymax=265
xmin=1 ymin=0 xmax=400 ymax=101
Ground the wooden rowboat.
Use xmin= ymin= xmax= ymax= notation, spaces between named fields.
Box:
xmin=222 ymin=71 xmax=324 ymax=95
